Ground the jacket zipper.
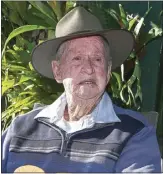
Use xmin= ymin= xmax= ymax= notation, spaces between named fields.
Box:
xmin=37 ymin=118 xmax=66 ymax=154
xmin=37 ymin=118 xmax=114 ymax=156
xmin=63 ymin=123 xmax=115 ymax=156
xmin=67 ymin=122 xmax=115 ymax=141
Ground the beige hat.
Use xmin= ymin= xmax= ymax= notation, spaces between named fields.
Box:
xmin=32 ymin=6 xmax=134 ymax=79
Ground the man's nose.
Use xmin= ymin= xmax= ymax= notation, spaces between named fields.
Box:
xmin=81 ymin=58 xmax=94 ymax=74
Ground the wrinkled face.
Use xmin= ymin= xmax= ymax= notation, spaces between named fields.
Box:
xmin=52 ymin=36 xmax=111 ymax=99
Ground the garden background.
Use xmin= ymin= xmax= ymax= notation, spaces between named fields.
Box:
xmin=1 ymin=1 xmax=163 ymax=157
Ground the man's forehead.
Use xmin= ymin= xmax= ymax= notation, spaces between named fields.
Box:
xmin=71 ymin=35 xmax=104 ymax=42
xmin=56 ymin=35 xmax=110 ymax=62
xmin=66 ymin=37 xmax=106 ymax=57
xmin=64 ymin=35 xmax=106 ymax=48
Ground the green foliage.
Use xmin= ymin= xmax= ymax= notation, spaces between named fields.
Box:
xmin=1 ymin=1 xmax=163 ymax=131
xmin=2 ymin=25 xmax=55 ymax=57
xmin=1 ymin=1 xmax=67 ymax=131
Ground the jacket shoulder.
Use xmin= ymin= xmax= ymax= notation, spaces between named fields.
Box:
xmin=114 ymin=104 xmax=151 ymax=127
xmin=9 ymin=105 xmax=47 ymax=137
xmin=113 ymin=104 xmax=156 ymax=137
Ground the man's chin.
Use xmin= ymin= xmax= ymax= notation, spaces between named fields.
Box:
xmin=75 ymin=91 xmax=101 ymax=100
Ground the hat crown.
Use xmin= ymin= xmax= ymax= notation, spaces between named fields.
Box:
xmin=55 ymin=6 xmax=103 ymax=37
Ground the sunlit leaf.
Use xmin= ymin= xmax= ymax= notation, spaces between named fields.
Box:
xmin=2 ymin=79 xmax=15 ymax=95
xmin=119 ymin=4 xmax=129 ymax=29
xmin=128 ymin=15 xmax=139 ymax=31
xmin=134 ymin=17 xmax=144 ymax=36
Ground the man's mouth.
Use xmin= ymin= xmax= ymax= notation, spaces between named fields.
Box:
xmin=79 ymin=79 xmax=96 ymax=85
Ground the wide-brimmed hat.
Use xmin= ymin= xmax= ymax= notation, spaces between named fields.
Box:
xmin=32 ymin=6 xmax=135 ymax=79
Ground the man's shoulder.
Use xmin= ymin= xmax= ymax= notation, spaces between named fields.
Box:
xmin=113 ymin=104 xmax=151 ymax=127
xmin=16 ymin=104 xmax=46 ymax=121
xmin=8 ymin=104 xmax=47 ymax=135
xmin=112 ymin=105 xmax=157 ymax=140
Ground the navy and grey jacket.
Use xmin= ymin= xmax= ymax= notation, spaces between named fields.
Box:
xmin=2 ymin=104 xmax=161 ymax=173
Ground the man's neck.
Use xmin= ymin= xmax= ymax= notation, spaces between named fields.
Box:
xmin=64 ymin=92 xmax=103 ymax=121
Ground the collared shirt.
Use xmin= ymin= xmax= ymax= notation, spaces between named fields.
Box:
xmin=35 ymin=92 xmax=121 ymax=133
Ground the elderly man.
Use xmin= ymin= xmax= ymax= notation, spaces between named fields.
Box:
xmin=2 ymin=6 xmax=161 ymax=173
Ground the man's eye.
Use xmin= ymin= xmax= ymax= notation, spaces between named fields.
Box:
xmin=95 ymin=58 xmax=101 ymax=62
xmin=73 ymin=57 xmax=81 ymax=61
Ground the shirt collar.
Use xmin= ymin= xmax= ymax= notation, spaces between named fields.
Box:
xmin=34 ymin=92 xmax=121 ymax=124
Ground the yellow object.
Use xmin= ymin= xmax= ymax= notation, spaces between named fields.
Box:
xmin=14 ymin=165 xmax=45 ymax=173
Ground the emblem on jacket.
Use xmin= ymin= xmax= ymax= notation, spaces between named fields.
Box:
xmin=14 ymin=165 xmax=45 ymax=173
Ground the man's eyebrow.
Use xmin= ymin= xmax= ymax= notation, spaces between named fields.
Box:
xmin=65 ymin=48 xmax=105 ymax=56
xmin=66 ymin=49 xmax=84 ymax=55
xmin=64 ymin=49 xmax=76 ymax=57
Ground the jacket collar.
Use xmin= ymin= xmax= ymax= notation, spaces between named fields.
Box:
xmin=34 ymin=92 xmax=121 ymax=124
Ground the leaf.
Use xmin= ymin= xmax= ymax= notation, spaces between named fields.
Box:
xmin=134 ymin=17 xmax=144 ymax=36
xmin=29 ymin=1 xmax=57 ymax=24
xmin=47 ymin=1 xmax=66 ymax=21
xmin=16 ymin=36 xmax=33 ymax=51
xmin=134 ymin=60 xmax=142 ymax=102
xmin=18 ymin=91 xmax=37 ymax=96
xmin=15 ymin=75 xmax=33 ymax=86
xmin=120 ymin=64 xmax=125 ymax=82
xmin=112 ymin=72 xmax=122 ymax=90
xmin=149 ymin=22 xmax=163 ymax=36
xmin=25 ymin=8 xmax=53 ymax=27
xmin=119 ymin=4 xmax=126 ymax=20
xmin=26 ymin=7 xmax=56 ymax=27
xmin=3 ymin=1 xmax=14 ymax=10
xmin=3 ymin=2 xmax=27 ymax=25
xmin=65 ymin=1 xmax=75 ymax=13
xmin=7 ymin=65 xmax=27 ymax=72
xmin=6 ymin=48 xmax=31 ymax=65
xmin=128 ymin=85 xmax=136 ymax=107
xmin=8 ymin=10 xmax=23 ymax=26
xmin=143 ymin=6 xmax=152 ymax=18
xmin=119 ymin=4 xmax=129 ymax=29
xmin=24 ymin=84 xmax=35 ymax=91
xmin=6 ymin=49 xmax=20 ymax=60
xmin=128 ymin=51 xmax=136 ymax=60
xmin=107 ymin=9 xmax=120 ymax=25
xmin=2 ymin=25 xmax=54 ymax=57
xmin=13 ymin=1 xmax=27 ymax=19
xmin=120 ymin=85 xmax=127 ymax=103
xmin=17 ymin=50 xmax=31 ymax=64
xmin=14 ymin=96 xmax=34 ymax=108
xmin=2 ymin=79 xmax=15 ymax=95
xmin=2 ymin=97 xmax=36 ymax=119
xmin=134 ymin=7 xmax=152 ymax=37
xmin=48 ymin=29 xmax=55 ymax=39
xmin=29 ymin=62 xmax=35 ymax=71
xmin=119 ymin=59 xmax=141 ymax=106
xmin=128 ymin=15 xmax=139 ymax=31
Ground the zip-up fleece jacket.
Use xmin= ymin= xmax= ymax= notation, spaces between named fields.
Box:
xmin=2 ymin=104 xmax=161 ymax=173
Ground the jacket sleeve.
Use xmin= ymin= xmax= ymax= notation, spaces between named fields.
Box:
xmin=2 ymin=118 xmax=17 ymax=173
xmin=115 ymin=125 xmax=161 ymax=172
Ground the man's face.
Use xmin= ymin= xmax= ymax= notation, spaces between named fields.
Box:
xmin=52 ymin=36 xmax=111 ymax=99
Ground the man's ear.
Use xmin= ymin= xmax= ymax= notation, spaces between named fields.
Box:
xmin=107 ymin=70 xmax=111 ymax=84
xmin=51 ymin=60 xmax=62 ymax=83
xmin=106 ymin=59 xmax=112 ymax=84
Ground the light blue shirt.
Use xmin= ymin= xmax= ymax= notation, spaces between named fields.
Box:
xmin=35 ymin=92 xmax=121 ymax=133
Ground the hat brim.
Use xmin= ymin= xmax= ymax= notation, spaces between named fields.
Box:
xmin=32 ymin=29 xmax=135 ymax=79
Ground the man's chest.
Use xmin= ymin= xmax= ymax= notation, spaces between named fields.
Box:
xmin=7 ymin=122 xmax=128 ymax=173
